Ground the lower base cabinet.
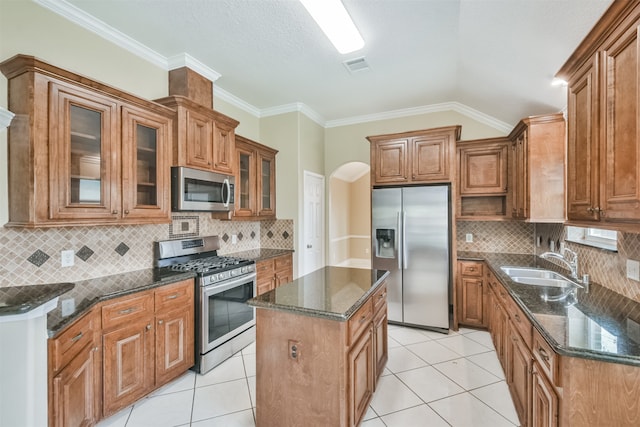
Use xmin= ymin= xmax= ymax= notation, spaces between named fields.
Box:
xmin=348 ymin=325 xmax=374 ymax=425
xmin=532 ymin=361 xmax=559 ymax=427
xmin=49 ymin=279 xmax=194 ymax=426
xmin=256 ymin=253 xmax=293 ymax=296
xmin=507 ymin=322 xmax=532 ymax=427
xmin=50 ymin=343 xmax=101 ymax=427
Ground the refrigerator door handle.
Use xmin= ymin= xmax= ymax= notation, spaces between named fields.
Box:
xmin=396 ymin=211 xmax=402 ymax=270
xmin=403 ymin=211 xmax=408 ymax=269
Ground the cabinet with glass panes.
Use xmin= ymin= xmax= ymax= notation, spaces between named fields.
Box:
xmin=0 ymin=54 xmax=173 ymax=227
xmin=232 ymin=135 xmax=277 ymax=220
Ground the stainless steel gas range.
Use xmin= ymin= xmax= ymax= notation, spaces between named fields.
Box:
xmin=155 ymin=235 xmax=256 ymax=374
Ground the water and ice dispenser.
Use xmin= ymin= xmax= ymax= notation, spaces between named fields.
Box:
xmin=375 ymin=229 xmax=396 ymax=258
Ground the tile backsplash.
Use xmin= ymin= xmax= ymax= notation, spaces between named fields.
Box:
xmin=535 ymin=223 xmax=640 ymax=303
xmin=456 ymin=221 xmax=534 ymax=254
xmin=0 ymin=214 xmax=294 ymax=288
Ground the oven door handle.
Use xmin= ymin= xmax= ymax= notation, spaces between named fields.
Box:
xmin=223 ymin=178 xmax=231 ymax=207
xmin=202 ymin=272 xmax=257 ymax=296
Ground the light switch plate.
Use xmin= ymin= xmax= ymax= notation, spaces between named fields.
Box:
xmin=627 ymin=259 xmax=640 ymax=281
xmin=465 ymin=233 xmax=473 ymax=243
xmin=61 ymin=250 xmax=74 ymax=267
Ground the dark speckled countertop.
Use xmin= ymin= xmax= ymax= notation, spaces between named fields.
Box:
xmin=248 ymin=267 xmax=389 ymax=321
xmin=46 ymin=269 xmax=195 ymax=338
xmin=458 ymin=252 xmax=640 ymax=366
xmin=225 ymin=248 xmax=293 ymax=261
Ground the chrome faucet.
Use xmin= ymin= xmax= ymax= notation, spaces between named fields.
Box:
xmin=540 ymin=248 xmax=579 ymax=280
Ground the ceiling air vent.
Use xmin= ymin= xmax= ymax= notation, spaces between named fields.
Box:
xmin=343 ymin=57 xmax=370 ymax=74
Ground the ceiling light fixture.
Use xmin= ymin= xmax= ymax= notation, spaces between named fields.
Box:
xmin=299 ymin=0 xmax=364 ymax=54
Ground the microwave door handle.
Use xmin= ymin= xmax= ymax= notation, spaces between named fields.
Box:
xmin=223 ymin=178 xmax=231 ymax=207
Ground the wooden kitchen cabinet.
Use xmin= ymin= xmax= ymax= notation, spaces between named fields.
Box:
xmin=48 ymin=309 xmax=101 ymax=427
xmin=508 ymin=114 xmax=565 ymax=222
xmin=256 ymin=253 xmax=293 ymax=295
xmin=367 ymin=126 xmax=461 ymax=185
xmin=531 ymin=361 xmax=559 ymax=427
xmin=507 ymin=321 xmax=533 ymax=427
xmin=457 ymin=138 xmax=510 ymax=219
xmin=232 ymin=135 xmax=278 ymax=220
xmin=372 ymin=283 xmax=388 ymax=382
xmin=0 ymin=54 xmax=173 ymax=227
xmin=348 ymin=325 xmax=374 ymax=426
xmin=558 ymin=1 xmax=640 ymax=228
xmin=154 ymin=95 xmax=239 ymax=175
xmin=457 ymin=261 xmax=487 ymax=327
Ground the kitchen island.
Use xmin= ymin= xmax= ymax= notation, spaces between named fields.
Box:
xmin=248 ymin=266 xmax=389 ymax=427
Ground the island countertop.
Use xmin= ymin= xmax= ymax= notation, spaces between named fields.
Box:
xmin=248 ymin=266 xmax=389 ymax=321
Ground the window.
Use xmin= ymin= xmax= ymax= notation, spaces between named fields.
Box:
xmin=566 ymin=226 xmax=617 ymax=251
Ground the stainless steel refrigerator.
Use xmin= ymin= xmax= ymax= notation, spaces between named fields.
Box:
xmin=371 ymin=185 xmax=451 ymax=331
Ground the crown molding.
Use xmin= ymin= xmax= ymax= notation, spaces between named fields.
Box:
xmin=0 ymin=107 xmax=15 ymax=129
xmin=167 ymin=53 xmax=221 ymax=82
xmin=214 ymin=87 xmax=262 ymax=117
xmin=325 ymin=101 xmax=512 ymax=133
xmin=35 ymin=0 xmax=167 ymax=68
xmin=35 ymin=0 xmax=513 ymax=133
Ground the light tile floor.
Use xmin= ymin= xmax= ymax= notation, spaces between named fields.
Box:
xmin=97 ymin=324 xmax=520 ymax=427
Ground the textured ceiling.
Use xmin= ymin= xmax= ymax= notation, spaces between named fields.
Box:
xmin=60 ymin=0 xmax=613 ymax=129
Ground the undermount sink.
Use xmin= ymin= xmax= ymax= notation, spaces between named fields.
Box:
xmin=500 ymin=266 xmax=582 ymax=288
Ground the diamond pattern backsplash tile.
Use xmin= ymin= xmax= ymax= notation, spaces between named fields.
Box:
xmin=115 ymin=242 xmax=130 ymax=256
xmin=456 ymin=221 xmax=534 ymax=254
xmin=260 ymin=219 xmax=294 ymax=250
xmin=76 ymin=245 xmax=94 ymax=262
xmin=27 ymin=249 xmax=50 ymax=267
xmin=534 ymin=223 xmax=640 ymax=303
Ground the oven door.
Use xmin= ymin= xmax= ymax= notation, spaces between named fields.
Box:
xmin=201 ymin=272 xmax=256 ymax=354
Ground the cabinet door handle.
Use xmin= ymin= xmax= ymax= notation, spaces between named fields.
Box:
xmin=118 ymin=308 xmax=135 ymax=315
xmin=359 ymin=315 xmax=367 ymax=323
xmin=146 ymin=324 xmax=152 ymax=331
xmin=514 ymin=313 xmax=521 ymax=322
xmin=92 ymin=346 xmax=99 ymax=352
xmin=124 ymin=209 xmax=130 ymax=215
xmin=166 ymin=294 xmax=179 ymax=300
xmin=158 ymin=320 xmax=164 ymax=325
xmin=538 ymin=347 xmax=550 ymax=361
xmin=112 ymin=210 xmax=118 ymax=215
xmin=70 ymin=332 xmax=83 ymax=342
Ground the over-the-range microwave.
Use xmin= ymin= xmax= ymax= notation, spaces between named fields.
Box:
xmin=171 ymin=166 xmax=234 ymax=212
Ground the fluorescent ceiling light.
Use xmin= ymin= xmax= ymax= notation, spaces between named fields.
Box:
xmin=300 ymin=0 xmax=364 ymax=54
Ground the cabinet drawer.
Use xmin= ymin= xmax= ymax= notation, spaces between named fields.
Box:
xmin=373 ymin=283 xmax=387 ymax=314
xmin=348 ymin=299 xmax=373 ymax=346
xmin=102 ymin=292 xmax=154 ymax=330
xmin=533 ymin=328 xmax=559 ymax=387
xmin=49 ymin=308 xmax=99 ymax=373
xmin=274 ymin=254 xmax=292 ymax=271
xmin=256 ymin=259 xmax=274 ymax=275
xmin=506 ymin=297 xmax=532 ymax=349
xmin=459 ymin=261 xmax=484 ymax=277
xmin=155 ymin=280 xmax=194 ymax=312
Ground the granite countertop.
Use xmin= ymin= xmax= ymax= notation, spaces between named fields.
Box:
xmin=458 ymin=251 xmax=640 ymax=366
xmin=248 ymin=266 xmax=389 ymax=321
xmin=0 ymin=283 xmax=75 ymax=317
xmin=225 ymin=248 xmax=294 ymax=262
xmin=46 ymin=268 xmax=195 ymax=338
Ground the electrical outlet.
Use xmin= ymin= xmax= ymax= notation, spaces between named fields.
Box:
xmin=231 ymin=234 xmax=238 ymax=244
xmin=465 ymin=233 xmax=473 ymax=243
xmin=288 ymin=340 xmax=300 ymax=361
xmin=61 ymin=298 xmax=76 ymax=316
xmin=627 ymin=259 xmax=640 ymax=281
xmin=61 ymin=250 xmax=74 ymax=267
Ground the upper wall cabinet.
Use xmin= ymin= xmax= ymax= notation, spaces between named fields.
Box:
xmin=508 ymin=114 xmax=566 ymax=223
xmin=0 ymin=55 xmax=173 ymax=227
xmin=456 ymin=137 xmax=510 ymax=220
xmin=231 ymin=135 xmax=277 ymax=220
xmin=558 ymin=1 xmax=640 ymax=228
xmin=154 ymin=96 xmax=238 ymax=175
xmin=367 ymin=126 xmax=461 ymax=186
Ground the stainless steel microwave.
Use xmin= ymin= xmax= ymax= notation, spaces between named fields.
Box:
xmin=171 ymin=167 xmax=234 ymax=212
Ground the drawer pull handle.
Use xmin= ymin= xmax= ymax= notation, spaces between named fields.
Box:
xmin=70 ymin=332 xmax=83 ymax=342
xmin=118 ymin=308 xmax=135 ymax=315
xmin=166 ymin=294 xmax=179 ymax=300
xmin=538 ymin=347 xmax=550 ymax=361
xmin=158 ymin=320 xmax=164 ymax=325
xmin=379 ymin=293 xmax=385 ymax=299
xmin=514 ymin=313 xmax=521 ymax=322
xmin=359 ymin=315 xmax=367 ymax=323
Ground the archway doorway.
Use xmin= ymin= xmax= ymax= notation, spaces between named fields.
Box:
xmin=328 ymin=162 xmax=371 ymax=269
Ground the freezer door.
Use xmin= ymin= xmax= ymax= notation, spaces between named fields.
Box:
xmin=402 ymin=186 xmax=450 ymax=329
xmin=371 ymin=188 xmax=403 ymax=323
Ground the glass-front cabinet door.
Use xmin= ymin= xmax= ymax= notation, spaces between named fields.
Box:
xmin=257 ymin=150 xmax=275 ymax=217
xmin=48 ymin=81 xmax=119 ymax=221
xmin=121 ymin=105 xmax=171 ymax=221
xmin=234 ymin=144 xmax=255 ymax=217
